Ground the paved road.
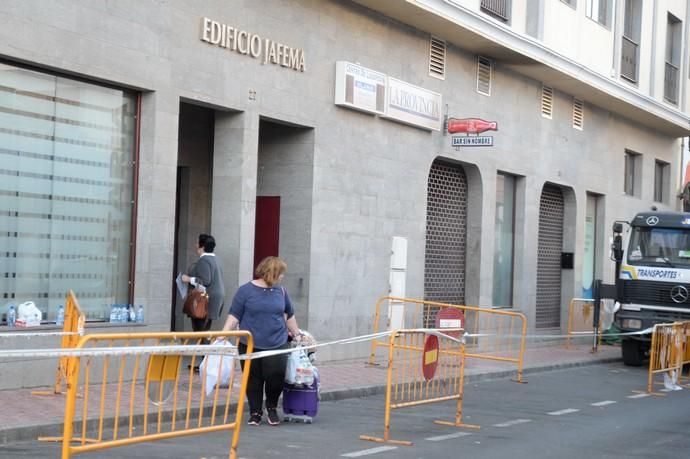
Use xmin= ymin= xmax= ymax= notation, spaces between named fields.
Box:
xmin=3 ymin=362 xmax=689 ymax=458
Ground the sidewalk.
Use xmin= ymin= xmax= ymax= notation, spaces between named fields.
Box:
xmin=0 ymin=342 xmax=620 ymax=445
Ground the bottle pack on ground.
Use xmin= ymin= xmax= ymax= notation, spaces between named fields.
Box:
xmin=56 ymin=305 xmax=65 ymax=326
xmin=7 ymin=305 xmax=16 ymax=328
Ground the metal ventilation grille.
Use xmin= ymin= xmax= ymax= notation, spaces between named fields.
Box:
xmin=541 ymin=85 xmax=553 ymax=119
xmin=572 ymin=98 xmax=584 ymax=130
xmin=429 ymin=36 xmax=446 ymax=80
xmin=536 ymin=184 xmax=564 ymax=329
xmin=480 ymin=0 xmax=510 ymax=21
xmin=477 ymin=56 xmax=492 ymax=96
xmin=424 ymin=160 xmax=467 ymax=307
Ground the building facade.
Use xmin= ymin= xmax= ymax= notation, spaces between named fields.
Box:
xmin=1 ymin=0 xmax=689 ymax=387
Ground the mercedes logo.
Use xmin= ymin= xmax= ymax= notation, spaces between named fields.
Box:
xmin=646 ymin=216 xmax=659 ymax=225
xmin=670 ymin=285 xmax=689 ymax=304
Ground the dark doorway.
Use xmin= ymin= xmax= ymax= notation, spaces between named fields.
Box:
xmin=172 ymin=103 xmax=215 ymax=331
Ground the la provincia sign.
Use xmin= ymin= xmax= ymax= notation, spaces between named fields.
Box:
xmin=334 ymin=61 xmax=442 ymax=131
xmin=200 ymin=17 xmax=305 ymax=72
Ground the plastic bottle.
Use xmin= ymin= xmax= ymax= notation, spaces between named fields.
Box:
xmin=128 ymin=304 xmax=136 ymax=323
xmin=118 ymin=305 xmax=126 ymax=323
xmin=109 ymin=305 xmax=117 ymax=323
xmin=135 ymin=305 xmax=144 ymax=323
xmin=56 ymin=305 xmax=65 ymax=326
xmin=7 ymin=305 xmax=16 ymax=328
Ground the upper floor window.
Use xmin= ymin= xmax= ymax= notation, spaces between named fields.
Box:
xmin=586 ymin=0 xmax=612 ymax=27
xmin=664 ymin=13 xmax=682 ymax=105
xmin=654 ymin=160 xmax=670 ymax=203
xmin=481 ymin=0 xmax=511 ymax=22
xmin=621 ymin=0 xmax=642 ymax=83
xmin=624 ymin=150 xmax=641 ymax=197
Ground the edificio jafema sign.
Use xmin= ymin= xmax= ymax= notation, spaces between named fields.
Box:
xmin=200 ymin=17 xmax=306 ymax=72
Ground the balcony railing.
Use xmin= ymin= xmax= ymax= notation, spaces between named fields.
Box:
xmin=480 ymin=0 xmax=509 ymax=21
xmin=664 ymin=62 xmax=679 ymax=105
xmin=620 ymin=35 xmax=638 ymax=83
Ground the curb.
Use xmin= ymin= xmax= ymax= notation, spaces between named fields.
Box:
xmin=0 ymin=356 xmax=621 ymax=445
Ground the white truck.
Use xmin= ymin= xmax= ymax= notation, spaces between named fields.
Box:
xmin=611 ymin=211 xmax=690 ymax=366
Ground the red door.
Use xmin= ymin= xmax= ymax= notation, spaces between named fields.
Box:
xmin=254 ymin=196 xmax=281 ymax=275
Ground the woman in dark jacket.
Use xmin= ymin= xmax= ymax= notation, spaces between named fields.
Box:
xmin=181 ymin=233 xmax=225 ymax=332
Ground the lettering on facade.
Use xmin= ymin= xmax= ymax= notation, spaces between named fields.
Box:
xmin=200 ymin=17 xmax=305 ymax=72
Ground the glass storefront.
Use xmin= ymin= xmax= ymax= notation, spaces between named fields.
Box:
xmin=0 ymin=63 xmax=137 ymax=322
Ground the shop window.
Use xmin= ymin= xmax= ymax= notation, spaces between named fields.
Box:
xmin=0 ymin=63 xmax=138 ymax=323
xmin=492 ymin=173 xmax=516 ymax=307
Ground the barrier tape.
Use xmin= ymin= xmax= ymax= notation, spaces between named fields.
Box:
xmin=0 ymin=331 xmax=82 ymax=338
xmin=0 ymin=326 xmax=654 ymax=361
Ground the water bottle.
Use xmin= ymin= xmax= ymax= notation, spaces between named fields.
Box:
xmin=56 ymin=305 xmax=65 ymax=326
xmin=128 ymin=304 xmax=136 ymax=323
xmin=7 ymin=305 xmax=16 ymax=328
xmin=135 ymin=305 xmax=144 ymax=323
xmin=109 ymin=305 xmax=117 ymax=323
xmin=118 ymin=305 xmax=126 ymax=323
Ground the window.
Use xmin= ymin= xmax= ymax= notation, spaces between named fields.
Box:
xmin=481 ymin=0 xmax=510 ymax=22
xmin=561 ymin=0 xmax=577 ymax=7
xmin=0 ymin=63 xmax=138 ymax=323
xmin=664 ymin=13 xmax=682 ymax=104
xmin=492 ymin=173 xmax=516 ymax=307
xmin=624 ymin=150 xmax=641 ymax=196
xmin=621 ymin=0 xmax=642 ymax=83
xmin=586 ymin=0 xmax=611 ymax=27
xmin=654 ymin=160 xmax=669 ymax=203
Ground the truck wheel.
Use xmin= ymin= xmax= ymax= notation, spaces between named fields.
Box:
xmin=621 ymin=339 xmax=644 ymax=367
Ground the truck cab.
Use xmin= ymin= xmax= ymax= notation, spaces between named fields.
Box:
xmin=613 ymin=211 xmax=690 ymax=366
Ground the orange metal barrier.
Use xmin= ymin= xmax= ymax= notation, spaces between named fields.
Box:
xmin=369 ymin=296 xmax=527 ymax=382
xmin=641 ymin=322 xmax=684 ymax=394
xmin=360 ymin=329 xmax=477 ymax=445
xmin=680 ymin=321 xmax=690 ymax=382
xmin=32 ymin=290 xmax=86 ymax=396
xmin=565 ymin=298 xmax=602 ymax=349
xmin=59 ymin=331 xmax=253 ymax=459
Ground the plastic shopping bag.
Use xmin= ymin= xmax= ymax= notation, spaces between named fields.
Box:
xmin=200 ymin=340 xmax=236 ymax=396
xmin=294 ymin=349 xmax=315 ymax=386
xmin=285 ymin=348 xmax=315 ymax=386
xmin=285 ymin=349 xmax=300 ymax=385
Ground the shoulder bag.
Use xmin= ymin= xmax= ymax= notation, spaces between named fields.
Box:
xmin=184 ymin=287 xmax=209 ymax=319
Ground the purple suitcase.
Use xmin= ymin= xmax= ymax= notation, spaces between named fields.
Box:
xmin=282 ymin=374 xmax=319 ymax=423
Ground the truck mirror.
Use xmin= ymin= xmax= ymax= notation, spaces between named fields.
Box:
xmin=612 ymin=222 xmax=623 ymax=234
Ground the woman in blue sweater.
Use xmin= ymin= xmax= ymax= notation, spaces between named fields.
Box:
xmin=221 ymin=256 xmax=301 ymax=426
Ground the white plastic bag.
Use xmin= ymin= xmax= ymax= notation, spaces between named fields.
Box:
xmin=17 ymin=301 xmax=42 ymax=327
xmin=285 ymin=349 xmax=300 ymax=385
xmin=200 ymin=341 xmax=236 ymax=396
xmin=285 ymin=348 xmax=315 ymax=386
